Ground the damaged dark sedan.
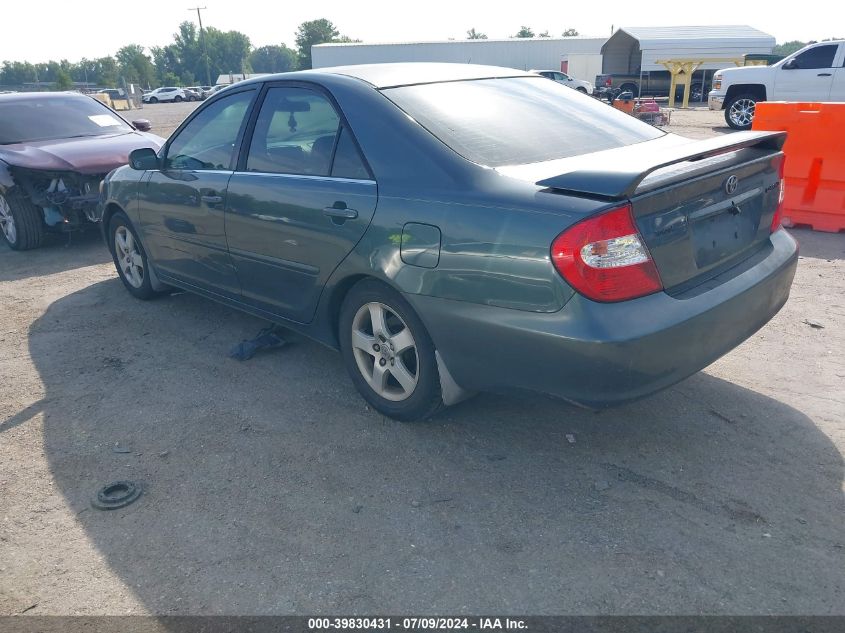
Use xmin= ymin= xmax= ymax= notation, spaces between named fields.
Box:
xmin=0 ymin=92 xmax=163 ymax=250
xmin=100 ymin=64 xmax=798 ymax=421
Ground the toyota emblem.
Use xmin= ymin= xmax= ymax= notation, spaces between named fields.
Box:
xmin=725 ymin=175 xmax=739 ymax=195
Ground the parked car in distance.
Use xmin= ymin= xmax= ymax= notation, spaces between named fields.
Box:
xmin=100 ymin=63 xmax=797 ymax=421
xmin=532 ymin=69 xmax=594 ymax=94
xmin=710 ymin=40 xmax=845 ymax=129
xmin=142 ymin=87 xmax=188 ymax=104
xmin=184 ymin=87 xmax=204 ymax=101
xmin=204 ymin=84 xmax=229 ymax=98
xmin=0 ymin=92 xmax=163 ymax=250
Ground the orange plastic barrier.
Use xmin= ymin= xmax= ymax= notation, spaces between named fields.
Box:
xmin=613 ymin=97 xmax=635 ymax=114
xmin=752 ymin=102 xmax=845 ymax=233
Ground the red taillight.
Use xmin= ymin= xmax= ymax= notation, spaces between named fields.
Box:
xmin=605 ymin=78 xmax=612 ymax=87
xmin=771 ymin=156 xmax=786 ymax=233
xmin=551 ymin=204 xmax=663 ymax=302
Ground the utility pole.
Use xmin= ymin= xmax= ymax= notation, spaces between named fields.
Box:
xmin=189 ymin=6 xmax=212 ymax=87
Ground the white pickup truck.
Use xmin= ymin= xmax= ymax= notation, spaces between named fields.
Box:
xmin=709 ymin=40 xmax=845 ymax=129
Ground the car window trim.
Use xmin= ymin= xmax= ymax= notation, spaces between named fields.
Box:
xmin=160 ymin=85 xmax=259 ymax=171
xmin=230 ymin=170 xmax=375 ymax=185
xmin=236 ymin=80 xmax=375 ymax=181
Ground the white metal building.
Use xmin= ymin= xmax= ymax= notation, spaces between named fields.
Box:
xmin=312 ymin=37 xmax=607 ymax=82
xmin=601 ymin=25 xmax=776 ymax=74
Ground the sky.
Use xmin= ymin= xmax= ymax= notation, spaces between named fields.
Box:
xmin=2 ymin=0 xmax=840 ymax=63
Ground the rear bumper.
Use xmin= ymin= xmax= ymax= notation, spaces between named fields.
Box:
xmin=407 ymin=230 xmax=798 ymax=408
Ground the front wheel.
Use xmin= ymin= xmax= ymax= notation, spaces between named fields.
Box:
xmin=339 ymin=280 xmax=444 ymax=422
xmin=725 ymin=94 xmax=757 ymax=130
xmin=109 ymin=211 xmax=159 ymax=300
xmin=0 ymin=189 xmax=44 ymax=251
xmin=576 ymin=86 xmax=587 ymax=93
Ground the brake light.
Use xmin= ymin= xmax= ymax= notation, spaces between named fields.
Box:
xmin=771 ymin=157 xmax=786 ymax=233
xmin=551 ymin=204 xmax=663 ymax=302
xmin=605 ymin=77 xmax=612 ymax=87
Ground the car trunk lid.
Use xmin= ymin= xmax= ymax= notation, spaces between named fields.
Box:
xmin=631 ymin=148 xmax=783 ymax=293
xmin=502 ymin=131 xmax=786 ymax=295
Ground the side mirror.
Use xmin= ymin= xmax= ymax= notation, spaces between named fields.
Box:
xmin=129 ymin=147 xmax=160 ymax=171
xmin=132 ymin=119 xmax=152 ymax=132
xmin=783 ymin=58 xmax=799 ymax=70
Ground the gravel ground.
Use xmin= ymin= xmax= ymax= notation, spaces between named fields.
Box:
xmin=0 ymin=104 xmax=843 ymax=616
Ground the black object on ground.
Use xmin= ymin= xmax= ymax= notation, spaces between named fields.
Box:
xmin=229 ymin=325 xmax=288 ymax=361
xmin=92 ymin=481 xmax=142 ymax=510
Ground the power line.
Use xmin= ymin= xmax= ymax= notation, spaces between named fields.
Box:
xmin=189 ymin=6 xmax=212 ymax=86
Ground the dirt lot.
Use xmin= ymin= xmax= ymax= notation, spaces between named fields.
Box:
xmin=0 ymin=105 xmax=843 ymax=616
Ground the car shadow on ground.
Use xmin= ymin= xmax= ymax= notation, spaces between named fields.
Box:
xmin=0 ymin=230 xmax=110 ymax=282
xmin=15 ymin=278 xmax=845 ymax=614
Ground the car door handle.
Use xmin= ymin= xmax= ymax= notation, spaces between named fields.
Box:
xmin=201 ymin=194 xmax=223 ymax=204
xmin=817 ymin=73 xmax=833 ymax=77
xmin=323 ymin=206 xmax=358 ymax=220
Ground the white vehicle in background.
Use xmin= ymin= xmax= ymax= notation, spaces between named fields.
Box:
xmin=531 ymin=70 xmax=594 ymax=94
xmin=142 ymin=87 xmax=188 ymax=104
xmin=204 ymin=84 xmax=229 ymax=98
xmin=710 ymin=40 xmax=845 ymax=130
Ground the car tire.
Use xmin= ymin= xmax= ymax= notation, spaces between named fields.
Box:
xmin=619 ymin=83 xmax=639 ymax=98
xmin=0 ymin=189 xmax=44 ymax=251
xmin=108 ymin=211 xmax=159 ymax=300
xmin=576 ymin=87 xmax=587 ymax=93
xmin=725 ymin=94 xmax=757 ymax=130
xmin=174 ymin=95 xmax=183 ymax=103
xmin=148 ymin=97 xmax=158 ymax=104
xmin=339 ymin=279 xmax=444 ymax=422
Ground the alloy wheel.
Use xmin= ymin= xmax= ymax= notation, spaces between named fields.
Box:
xmin=351 ymin=302 xmax=419 ymax=402
xmin=729 ymin=98 xmax=755 ymax=127
xmin=0 ymin=194 xmax=17 ymax=244
xmin=114 ymin=226 xmax=144 ymax=288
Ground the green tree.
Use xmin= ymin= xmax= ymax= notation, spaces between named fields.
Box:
xmin=538 ymin=31 xmax=550 ymax=38
xmin=562 ymin=28 xmax=579 ymax=36
xmin=514 ymin=26 xmax=534 ymax=38
xmin=54 ymin=67 xmax=73 ymax=90
xmin=249 ymin=45 xmax=297 ymax=73
xmin=773 ymin=40 xmax=807 ymax=56
xmin=205 ymin=27 xmax=252 ymax=77
xmin=295 ymin=18 xmax=340 ymax=69
xmin=115 ymin=44 xmax=156 ymax=88
xmin=466 ymin=28 xmax=487 ymax=40
xmin=1 ymin=61 xmax=38 ymax=86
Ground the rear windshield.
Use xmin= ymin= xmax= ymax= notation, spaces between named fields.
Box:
xmin=0 ymin=96 xmax=132 ymax=144
xmin=383 ymin=77 xmax=664 ymax=167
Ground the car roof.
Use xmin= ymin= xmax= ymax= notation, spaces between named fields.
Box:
xmin=0 ymin=91 xmax=92 ymax=103
xmin=241 ymin=62 xmax=537 ymax=90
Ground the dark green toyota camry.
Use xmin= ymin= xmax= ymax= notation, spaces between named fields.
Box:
xmin=98 ymin=63 xmax=797 ymax=421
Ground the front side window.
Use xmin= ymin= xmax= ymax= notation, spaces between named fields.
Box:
xmin=165 ymin=90 xmax=254 ymax=170
xmin=792 ymin=45 xmax=837 ymax=69
xmin=246 ymin=87 xmax=344 ymax=176
xmin=383 ymin=77 xmax=664 ymax=167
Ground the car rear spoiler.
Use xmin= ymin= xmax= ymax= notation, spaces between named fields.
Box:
xmin=536 ymin=130 xmax=787 ymax=199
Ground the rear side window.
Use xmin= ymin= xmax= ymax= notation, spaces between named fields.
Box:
xmin=247 ymin=87 xmax=340 ymax=176
xmin=383 ymin=77 xmax=663 ymax=167
xmin=792 ymin=44 xmax=837 ymax=69
xmin=331 ymin=126 xmax=370 ymax=179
